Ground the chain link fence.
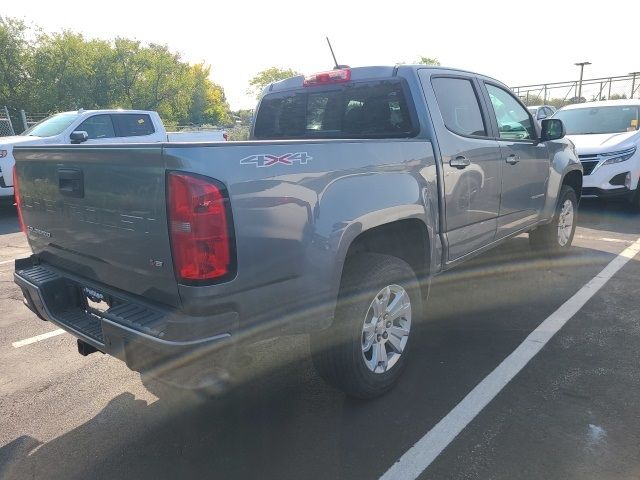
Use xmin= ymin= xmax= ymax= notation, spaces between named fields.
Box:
xmin=21 ymin=111 xmax=49 ymax=131
xmin=512 ymin=73 xmax=640 ymax=108
xmin=0 ymin=107 xmax=15 ymax=137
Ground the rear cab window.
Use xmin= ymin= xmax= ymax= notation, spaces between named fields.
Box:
xmin=431 ymin=77 xmax=488 ymax=137
xmin=253 ymin=79 xmax=418 ymax=139
xmin=112 ymin=113 xmax=155 ymax=137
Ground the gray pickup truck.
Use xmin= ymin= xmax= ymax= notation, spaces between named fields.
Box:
xmin=13 ymin=66 xmax=582 ymax=398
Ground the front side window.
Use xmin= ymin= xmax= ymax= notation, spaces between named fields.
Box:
xmin=112 ymin=114 xmax=155 ymax=137
xmin=431 ymin=77 xmax=487 ymax=137
xmin=253 ymin=79 xmax=416 ymax=139
xmin=486 ymin=84 xmax=535 ymax=140
xmin=22 ymin=113 xmax=80 ymax=137
xmin=553 ymin=106 xmax=640 ymax=135
xmin=77 ymin=114 xmax=115 ymax=139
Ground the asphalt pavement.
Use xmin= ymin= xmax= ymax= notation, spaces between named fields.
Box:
xmin=0 ymin=200 xmax=639 ymax=480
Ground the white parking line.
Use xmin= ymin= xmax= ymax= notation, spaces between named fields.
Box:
xmin=576 ymin=235 xmax=633 ymax=244
xmin=12 ymin=329 xmax=66 ymax=348
xmin=381 ymin=237 xmax=640 ymax=480
xmin=0 ymin=258 xmax=15 ymax=266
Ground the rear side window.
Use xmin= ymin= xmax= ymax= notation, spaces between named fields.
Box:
xmin=253 ymin=79 xmax=417 ymax=139
xmin=77 ymin=114 xmax=116 ymax=139
xmin=112 ymin=114 xmax=155 ymax=137
xmin=431 ymin=77 xmax=487 ymax=137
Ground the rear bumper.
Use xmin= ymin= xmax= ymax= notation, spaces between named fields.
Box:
xmin=14 ymin=256 xmax=239 ymax=388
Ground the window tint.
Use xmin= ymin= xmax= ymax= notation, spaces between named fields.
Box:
xmin=112 ymin=114 xmax=155 ymax=137
xmin=77 ymin=114 xmax=115 ymax=139
xmin=253 ymin=80 xmax=416 ymax=139
xmin=431 ymin=77 xmax=487 ymax=137
xmin=486 ymin=84 xmax=535 ymax=140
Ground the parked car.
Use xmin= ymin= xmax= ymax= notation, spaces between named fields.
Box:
xmin=552 ymin=100 xmax=640 ymax=210
xmin=0 ymin=109 xmax=227 ymax=204
xmin=12 ymin=66 xmax=582 ymax=399
xmin=528 ymin=105 xmax=557 ymax=125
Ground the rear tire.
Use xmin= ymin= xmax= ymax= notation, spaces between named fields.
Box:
xmin=310 ymin=253 xmax=422 ymax=399
xmin=529 ymin=185 xmax=578 ymax=254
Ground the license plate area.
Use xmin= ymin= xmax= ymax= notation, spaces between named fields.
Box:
xmin=82 ymin=286 xmax=112 ymax=315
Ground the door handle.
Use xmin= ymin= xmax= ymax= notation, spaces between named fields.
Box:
xmin=505 ymin=154 xmax=520 ymax=165
xmin=449 ymin=156 xmax=471 ymax=169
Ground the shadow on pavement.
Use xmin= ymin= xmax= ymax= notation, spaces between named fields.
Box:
xmin=0 ymin=237 xmax=623 ymax=480
xmin=0 ymin=204 xmax=19 ymax=235
xmin=578 ymin=198 xmax=640 ymax=236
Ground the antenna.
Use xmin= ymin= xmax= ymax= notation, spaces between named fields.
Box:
xmin=325 ymin=37 xmax=346 ymax=70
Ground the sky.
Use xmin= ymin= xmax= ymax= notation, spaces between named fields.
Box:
xmin=3 ymin=0 xmax=640 ymax=110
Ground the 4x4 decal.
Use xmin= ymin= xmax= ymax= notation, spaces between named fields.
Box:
xmin=240 ymin=152 xmax=312 ymax=168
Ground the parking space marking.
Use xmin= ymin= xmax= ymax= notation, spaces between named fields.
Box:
xmin=381 ymin=237 xmax=640 ymax=480
xmin=12 ymin=329 xmax=66 ymax=348
xmin=0 ymin=258 xmax=15 ymax=266
xmin=576 ymin=235 xmax=633 ymax=244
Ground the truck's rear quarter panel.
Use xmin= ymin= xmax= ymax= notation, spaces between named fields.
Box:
xmin=164 ymin=139 xmax=438 ymax=334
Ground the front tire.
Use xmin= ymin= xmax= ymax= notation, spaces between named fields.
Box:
xmin=529 ymin=185 xmax=578 ymax=254
xmin=310 ymin=253 xmax=422 ymax=399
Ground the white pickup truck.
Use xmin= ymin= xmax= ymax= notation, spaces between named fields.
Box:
xmin=0 ymin=109 xmax=227 ymax=203
xmin=553 ymin=100 xmax=640 ymax=211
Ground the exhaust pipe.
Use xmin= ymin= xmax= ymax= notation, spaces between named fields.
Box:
xmin=77 ymin=339 xmax=102 ymax=356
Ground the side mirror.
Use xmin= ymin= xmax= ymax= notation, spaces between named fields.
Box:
xmin=540 ymin=118 xmax=565 ymax=141
xmin=537 ymin=112 xmax=548 ymax=120
xmin=70 ymin=131 xmax=89 ymax=144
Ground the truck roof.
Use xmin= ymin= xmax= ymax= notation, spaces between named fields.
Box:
xmin=266 ymin=65 xmax=508 ymax=94
xmin=57 ymin=109 xmax=157 ymax=115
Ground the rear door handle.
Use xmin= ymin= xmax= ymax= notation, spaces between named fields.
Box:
xmin=449 ymin=156 xmax=471 ymax=169
xmin=505 ymin=154 xmax=520 ymax=165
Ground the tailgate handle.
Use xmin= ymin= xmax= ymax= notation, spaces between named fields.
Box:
xmin=58 ymin=168 xmax=84 ymax=198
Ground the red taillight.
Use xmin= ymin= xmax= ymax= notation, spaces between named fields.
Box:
xmin=12 ymin=167 xmax=26 ymax=235
xmin=167 ymin=172 xmax=234 ymax=283
xmin=223 ymin=132 xmax=228 ymax=141
xmin=303 ymin=68 xmax=351 ymax=87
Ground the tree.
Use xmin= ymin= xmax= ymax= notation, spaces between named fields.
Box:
xmin=247 ymin=67 xmax=300 ymax=99
xmin=0 ymin=17 xmax=232 ymax=127
xmin=0 ymin=17 xmax=33 ymax=109
xmin=417 ymin=56 xmax=440 ymax=66
xmin=232 ymin=109 xmax=254 ymax=126
xmin=186 ymin=63 xmax=231 ymax=126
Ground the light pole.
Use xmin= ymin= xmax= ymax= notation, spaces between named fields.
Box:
xmin=574 ymin=61 xmax=591 ymax=101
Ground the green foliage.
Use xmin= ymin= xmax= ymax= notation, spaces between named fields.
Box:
xmin=0 ymin=17 xmax=32 ymax=108
xmin=248 ymin=67 xmax=300 ymax=99
xmin=231 ymin=109 xmax=254 ymax=126
xmin=0 ymin=17 xmax=230 ymax=126
xmin=417 ymin=56 xmax=440 ymax=66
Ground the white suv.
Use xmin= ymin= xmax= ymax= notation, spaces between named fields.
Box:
xmin=553 ymin=100 xmax=640 ymax=211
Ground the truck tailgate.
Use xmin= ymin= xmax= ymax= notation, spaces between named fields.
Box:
xmin=13 ymin=145 xmax=180 ymax=307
